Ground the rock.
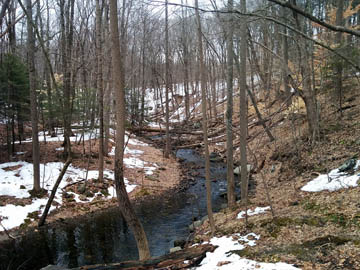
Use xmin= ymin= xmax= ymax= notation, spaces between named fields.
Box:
xmin=234 ymin=164 xmax=252 ymax=175
xmin=170 ymin=246 xmax=182 ymax=253
xmin=220 ymin=203 xmax=227 ymax=209
xmin=201 ymin=215 xmax=208 ymax=224
xmin=209 ymin=152 xmax=222 ymax=162
xmin=189 ymin=220 xmax=202 ymax=231
xmin=63 ymin=192 xmax=74 ymax=199
xmin=20 ymin=185 xmax=26 ymax=189
xmin=40 ymin=265 xmax=68 ymax=270
xmin=174 ymin=239 xmax=186 ymax=248
xmin=338 ymin=159 xmax=356 ymax=173
xmin=85 ymin=190 xmax=94 ymax=197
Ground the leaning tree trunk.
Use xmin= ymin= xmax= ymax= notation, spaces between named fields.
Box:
xmin=109 ymin=0 xmax=151 ymax=260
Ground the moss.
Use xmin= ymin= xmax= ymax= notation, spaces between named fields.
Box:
xmin=231 ymin=235 xmax=358 ymax=264
xmin=229 ymin=247 xmax=255 ymax=258
xmin=260 ymin=216 xmax=328 ymax=238
xmin=28 ymin=188 xmax=48 ymax=198
xmin=27 ymin=211 xmax=40 ymax=220
xmin=19 ymin=218 xmax=32 ymax=230
xmin=302 ymin=201 xmax=321 ymax=211
xmin=100 ymin=188 xmax=110 ymax=196
xmin=302 ymin=235 xmax=350 ymax=248
xmin=324 ymin=213 xmax=347 ymax=227
xmin=136 ymin=188 xmax=150 ymax=197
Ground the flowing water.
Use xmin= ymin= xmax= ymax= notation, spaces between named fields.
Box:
xmin=0 ymin=149 xmax=231 ymax=270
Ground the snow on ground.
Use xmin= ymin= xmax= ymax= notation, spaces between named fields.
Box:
xmin=0 ymin=198 xmax=51 ymax=230
xmin=301 ymin=160 xmax=360 ymax=192
xmin=0 ymin=161 xmax=136 ymax=232
xmin=237 ymin=206 xmax=271 ymax=219
xmin=109 ymin=135 xmax=158 ymax=175
xmin=13 ymin=128 xmax=98 ymax=144
xmin=193 ymin=233 xmax=299 ymax=270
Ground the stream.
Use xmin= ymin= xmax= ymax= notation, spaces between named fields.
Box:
xmin=0 ymin=149 xmax=232 ymax=270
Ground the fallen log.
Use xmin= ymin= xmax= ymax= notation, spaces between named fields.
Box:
xmin=69 ymin=244 xmax=216 ymax=270
xmin=177 ymin=142 xmax=204 ymax=149
xmin=128 ymin=126 xmax=201 ymax=135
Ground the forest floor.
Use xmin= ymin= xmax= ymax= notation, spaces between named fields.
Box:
xmin=184 ymin=78 xmax=360 ymax=269
xmin=1 ymin=76 xmax=360 ymax=269
xmin=0 ymin=127 xmax=181 ymax=238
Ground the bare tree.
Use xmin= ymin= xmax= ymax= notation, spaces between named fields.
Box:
xmin=195 ymin=0 xmax=215 ymax=235
xmin=96 ymin=0 xmax=104 ymax=182
xmin=164 ymin=0 xmax=171 ymax=158
xmin=26 ymin=0 xmax=40 ymax=192
xmin=239 ymin=0 xmax=248 ymax=206
xmin=109 ymin=0 xmax=151 ymax=260
xmin=226 ymin=0 xmax=236 ymax=208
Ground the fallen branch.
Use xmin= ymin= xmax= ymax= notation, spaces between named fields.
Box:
xmin=69 ymin=244 xmax=216 ymax=270
xmin=38 ymin=158 xmax=72 ymax=227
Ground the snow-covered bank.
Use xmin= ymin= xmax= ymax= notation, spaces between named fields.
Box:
xmin=301 ymin=160 xmax=360 ymax=192
xmin=193 ymin=233 xmax=299 ymax=270
xmin=0 ymin=162 xmax=136 ymax=232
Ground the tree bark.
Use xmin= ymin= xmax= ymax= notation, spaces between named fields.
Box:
xmin=226 ymin=0 xmax=236 ymax=208
xmin=38 ymin=158 xmax=72 ymax=227
xmin=109 ymin=0 xmax=151 ymax=260
xmin=26 ymin=0 xmax=40 ymax=192
xmin=165 ymin=0 xmax=171 ymax=158
xmin=195 ymin=0 xmax=215 ymax=235
xmin=239 ymin=0 xmax=248 ymax=205
xmin=335 ymin=0 xmax=344 ymax=117
xmin=96 ymin=0 xmax=104 ymax=181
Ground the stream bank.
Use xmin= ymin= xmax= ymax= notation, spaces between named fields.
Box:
xmin=0 ymin=148 xmax=231 ymax=270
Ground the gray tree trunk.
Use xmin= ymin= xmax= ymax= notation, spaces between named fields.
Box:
xmin=335 ymin=0 xmax=344 ymax=117
xmin=165 ymin=0 xmax=171 ymax=158
xmin=26 ymin=0 xmax=40 ymax=192
xmin=239 ymin=0 xmax=248 ymax=205
xmin=195 ymin=0 xmax=215 ymax=235
xmin=96 ymin=0 xmax=104 ymax=182
xmin=226 ymin=0 xmax=235 ymax=208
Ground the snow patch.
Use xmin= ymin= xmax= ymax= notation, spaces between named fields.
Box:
xmin=301 ymin=160 xmax=360 ymax=192
xmin=194 ymin=233 xmax=299 ymax=270
xmin=237 ymin=206 xmax=271 ymax=219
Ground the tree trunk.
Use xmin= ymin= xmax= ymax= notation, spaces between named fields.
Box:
xmin=38 ymin=158 xmax=72 ymax=227
xmin=96 ymin=0 xmax=104 ymax=182
xmin=239 ymin=0 xmax=248 ymax=205
xmin=335 ymin=0 xmax=344 ymax=117
xmin=292 ymin=0 xmax=320 ymax=142
xmin=281 ymin=7 xmax=291 ymax=98
xmin=165 ymin=0 xmax=171 ymax=158
xmin=226 ymin=0 xmax=235 ymax=208
xmin=195 ymin=0 xmax=215 ymax=235
xmin=109 ymin=0 xmax=151 ymax=260
xmin=26 ymin=0 xmax=40 ymax=192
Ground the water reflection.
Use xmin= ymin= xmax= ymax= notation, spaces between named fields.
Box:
xmin=0 ymin=149 xmax=228 ymax=270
